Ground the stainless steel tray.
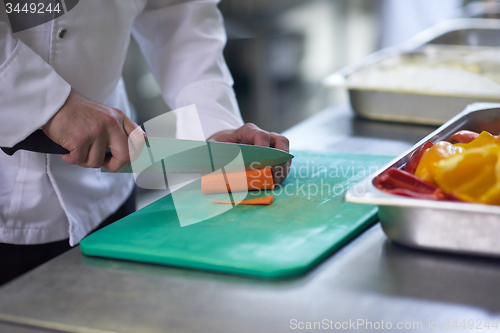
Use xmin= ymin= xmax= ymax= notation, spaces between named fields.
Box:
xmin=324 ymin=19 xmax=500 ymax=125
xmin=345 ymin=103 xmax=500 ymax=257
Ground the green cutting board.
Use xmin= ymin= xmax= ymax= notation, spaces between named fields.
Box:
xmin=80 ymin=151 xmax=392 ymax=279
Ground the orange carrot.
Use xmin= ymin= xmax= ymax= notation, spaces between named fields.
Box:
xmin=209 ymin=195 xmax=274 ymax=205
xmin=201 ymin=166 xmax=274 ymax=194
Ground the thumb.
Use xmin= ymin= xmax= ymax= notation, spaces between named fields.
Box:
xmin=123 ymin=116 xmax=141 ymax=137
xmin=123 ymin=116 xmax=147 ymax=163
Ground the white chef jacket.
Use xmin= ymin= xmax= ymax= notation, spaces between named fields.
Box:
xmin=0 ymin=0 xmax=244 ymax=246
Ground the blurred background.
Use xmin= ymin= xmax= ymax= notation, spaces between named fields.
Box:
xmin=127 ymin=0 xmax=500 ymax=208
xmin=123 ymin=0 xmax=499 ymax=135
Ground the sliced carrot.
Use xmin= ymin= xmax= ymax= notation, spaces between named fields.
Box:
xmin=209 ymin=195 xmax=274 ymax=205
xmin=201 ymin=166 xmax=274 ymax=194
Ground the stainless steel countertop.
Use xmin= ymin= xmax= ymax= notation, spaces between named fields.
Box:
xmin=1 ymin=104 xmax=500 ymax=333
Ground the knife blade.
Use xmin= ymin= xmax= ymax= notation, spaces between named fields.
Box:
xmin=116 ymin=137 xmax=293 ymax=174
xmin=1 ymin=130 xmax=293 ymax=174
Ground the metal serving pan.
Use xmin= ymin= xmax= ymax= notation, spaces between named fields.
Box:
xmin=345 ymin=103 xmax=500 ymax=257
xmin=324 ymin=19 xmax=500 ymax=125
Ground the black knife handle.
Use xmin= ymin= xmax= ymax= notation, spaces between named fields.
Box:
xmin=1 ymin=130 xmax=70 ymax=156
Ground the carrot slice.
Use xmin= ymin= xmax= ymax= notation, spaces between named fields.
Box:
xmin=201 ymin=167 xmax=274 ymax=194
xmin=209 ymin=195 xmax=274 ymax=205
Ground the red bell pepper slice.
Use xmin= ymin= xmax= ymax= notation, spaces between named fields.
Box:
xmin=375 ymin=168 xmax=447 ymax=200
xmin=444 ymin=192 xmax=465 ymax=202
xmin=376 ymin=168 xmax=438 ymax=193
xmin=449 ymin=130 xmax=480 ymax=144
xmin=375 ymin=168 xmax=467 ymax=201
xmin=404 ymin=141 xmax=433 ymax=174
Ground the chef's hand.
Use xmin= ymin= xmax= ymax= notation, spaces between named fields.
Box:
xmin=42 ymin=89 xmax=144 ymax=172
xmin=208 ymin=123 xmax=291 ymax=184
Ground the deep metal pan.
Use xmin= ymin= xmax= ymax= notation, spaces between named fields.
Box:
xmin=345 ymin=103 xmax=500 ymax=257
xmin=324 ymin=19 xmax=500 ymax=125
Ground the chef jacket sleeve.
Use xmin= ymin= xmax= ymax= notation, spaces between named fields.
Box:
xmin=0 ymin=21 xmax=71 ymax=147
xmin=132 ymin=0 xmax=244 ymax=140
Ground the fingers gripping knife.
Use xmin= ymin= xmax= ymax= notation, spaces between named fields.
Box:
xmin=0 ymin=130 xmax=294 ymax=174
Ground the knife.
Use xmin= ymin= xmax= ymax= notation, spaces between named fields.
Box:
xmin=1 ymin=130 xmax=71 ymax=156
xmin=1 ymin=130 xmax=293 ymax=174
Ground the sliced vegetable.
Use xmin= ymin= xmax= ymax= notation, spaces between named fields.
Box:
xmin=414 ymin=141 xmax=464 ymax=183
xmin=209 ymin=195 xmax=274 ymax=205
xmin=435 ymin=144 xmax=500 ymax=203
xmin=454 ymin=131 xmax=497 ymax=150
xmin=375 ymin=168 xmax=446 ymax=200
xmin=449 ymin=130 xmax=480 ymax=144
xmin=480 ymin=185 xmax=500 ymax=206
xmin=404 ymin=141 xmax=433 ymax=174
xmin=383 ymin=130 xmax=500 ymax=205
xmin=201 ymin=166 xmax=274 ymax=194
xmin=445 ymin=192 xmax=465 ymax=202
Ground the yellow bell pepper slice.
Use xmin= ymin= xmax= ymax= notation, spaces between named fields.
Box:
xmin=435 ymin=144 xmax=500 ymax=203
xmin=480 ymin=184 xmax=500 ymax=206
xmin=415 ymin=141 xmax=465 ymax=184
xmin=455 ymin=131 xmax=497 ymax=150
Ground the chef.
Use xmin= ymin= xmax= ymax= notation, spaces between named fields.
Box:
xmin=0 ymin=0 xmax=290 ymax=285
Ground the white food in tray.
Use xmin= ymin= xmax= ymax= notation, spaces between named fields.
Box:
xmin=346 ymin=45 xmax=500 ymax=98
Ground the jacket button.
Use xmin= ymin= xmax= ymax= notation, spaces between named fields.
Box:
xmin=58 ymin=29 xmax=68 ymax=39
